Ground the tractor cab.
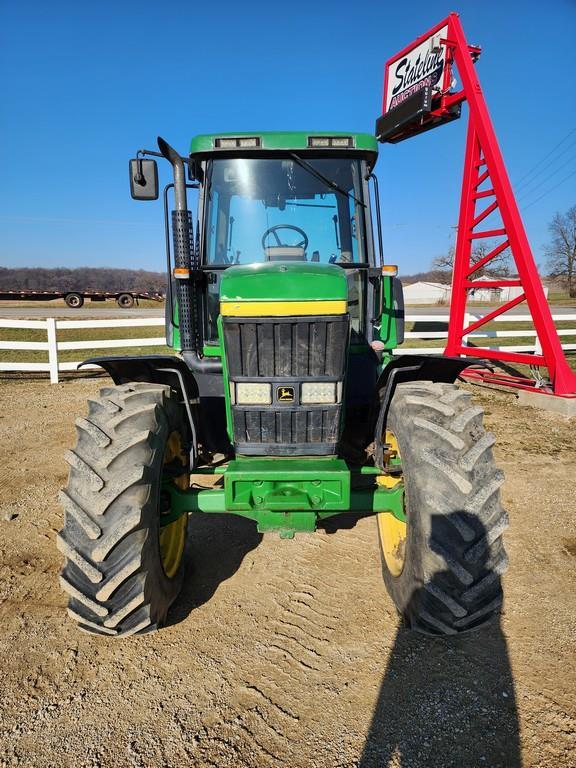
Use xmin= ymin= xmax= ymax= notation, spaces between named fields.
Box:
xmin=187 ymin=132 xmax=382 ymax=347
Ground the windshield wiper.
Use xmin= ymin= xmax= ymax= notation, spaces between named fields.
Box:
xmin=289 ymin=153 xmax=366 ymax=208
xmin=205 ymin=159 xmax=214 ymax=200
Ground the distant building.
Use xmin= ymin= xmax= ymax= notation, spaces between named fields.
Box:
xmin=467 ymin=275 xmax=548 ymax=302
xmin=403 ymin=281 xmax=451 ymax=305
xmin=402 ymin=277 xmax=549 ymax=305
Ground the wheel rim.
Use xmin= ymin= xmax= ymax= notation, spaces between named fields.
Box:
xmin=376 ymin=429 xmax=407 ymax=577
xmin=159 ymin=431 xmax=188 ymax=579
xmin=68 ymin=295 xmax=80 ymax=307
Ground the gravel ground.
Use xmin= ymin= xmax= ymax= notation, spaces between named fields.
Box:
xmin=0 ymin=376 xmax=574 ymax=768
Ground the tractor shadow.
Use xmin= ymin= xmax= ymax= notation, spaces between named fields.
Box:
xmin=359 ymin=512 xmax=521 ymax=767
xmin=166 ymin=513 xmax=262 ymax=626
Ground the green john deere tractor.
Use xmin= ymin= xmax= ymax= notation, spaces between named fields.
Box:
xmin=58 ymin=131 xmax=508 ymax=637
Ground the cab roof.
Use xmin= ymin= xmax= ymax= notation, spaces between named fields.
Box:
xmin=189 ymin=131 xmax=379 ymax=168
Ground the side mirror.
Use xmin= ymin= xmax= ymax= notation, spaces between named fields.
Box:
xmin=129 ymin=158 xmax=159 ymax=200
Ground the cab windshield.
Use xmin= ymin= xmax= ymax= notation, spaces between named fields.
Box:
xmin=204 ymin=156 xmax=368 ymax=266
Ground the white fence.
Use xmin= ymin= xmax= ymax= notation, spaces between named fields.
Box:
xmin=396 ymin=312 xmax=576 ymax=356
xmin=0 ymin=318 xmax=165 ymax=383
xmin=0 ymin=313 xmax=575 ymax=384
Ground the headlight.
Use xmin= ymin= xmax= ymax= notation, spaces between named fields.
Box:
xmin=235 ymin=382 xmax=272 ymax=405
xmin=301 ymin=382 xmax=337 ymax=404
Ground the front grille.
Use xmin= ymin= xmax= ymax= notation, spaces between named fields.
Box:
xmin=223 ymin=315 xmax=349 ymax=455
xmin=233 ymin=409 xmax=340 ymax=447
xmin=224 ymin=316 xmax=348 ymax=378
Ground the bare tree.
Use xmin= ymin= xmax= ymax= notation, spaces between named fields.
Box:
xmin=431 ymin=241 xmax=511 ymax=279
xmin=545 ymin=206 xmax=576 ymax=298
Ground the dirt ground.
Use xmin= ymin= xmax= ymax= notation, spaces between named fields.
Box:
xmin=0 ymin=375 xmax=574 ymax=768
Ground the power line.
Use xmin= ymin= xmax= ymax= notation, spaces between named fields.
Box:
xmin=516 ymin=141 xmax=576 ymax=194
xmin=521 ymin=168 xmax=576 ymax=212
xmin=515 ymin=126 xmax=576 ymax=187
xmin=518 ymin=155 xmax=576 ymax=203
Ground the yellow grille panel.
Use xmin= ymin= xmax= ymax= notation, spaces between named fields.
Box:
xmin=220 ymin=300 xmax=347 ymax=317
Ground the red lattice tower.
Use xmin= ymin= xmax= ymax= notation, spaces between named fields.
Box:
xmin=376 ymin=12 xmax=576 ymax=397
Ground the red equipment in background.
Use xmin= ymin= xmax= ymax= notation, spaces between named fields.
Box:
xmin=376 ymin=12 xmax=576 ymax=397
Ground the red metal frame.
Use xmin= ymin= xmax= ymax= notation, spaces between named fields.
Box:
xmin=382 ymin=13 xmax=576 ymax=396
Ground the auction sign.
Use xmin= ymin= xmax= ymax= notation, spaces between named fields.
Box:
xmin=383 ymin=21 xmax=451 ymax=114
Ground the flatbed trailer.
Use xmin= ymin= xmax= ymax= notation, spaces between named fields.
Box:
xmin=0 ymin=290 xmax=163 ymax=308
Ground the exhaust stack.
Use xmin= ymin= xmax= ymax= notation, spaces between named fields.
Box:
xmin=157 ymin=137 xmax=221 ymax=374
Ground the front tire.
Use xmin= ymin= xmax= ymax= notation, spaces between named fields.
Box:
xmin=377 ymin=381 xmax=508 ymax=635
xmin=58 ymin=382 xmax=190 ymax=636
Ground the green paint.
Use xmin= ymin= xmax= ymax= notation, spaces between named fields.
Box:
xmin=190 ymin=131 xmax=379 ymax=167
xmin=165 ymin=472 xmax=404 ymax=535
xmin=217 ymin=312 xmax=234 ymax=442
xmin=202 ymin=343 xmax=222 ymax=357
xmin=224 ymin=456 xmax=350 ymax=512
xmin=171 ymin=299 xmax=181 ymax=350
xmin=373 ymin=276 xmax=399 ymax=350
xmin=220 ymin=261 xmax=348 ymax=303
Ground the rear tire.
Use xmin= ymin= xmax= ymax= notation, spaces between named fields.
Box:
xmin=117 ymin=293 xmax=135 ymax=308
xmin=377 ymin=381 xmax=508 ymax=635
xmin=58 ymin=382 xmax=189 ymax=637
xmin=65 ymin=293 xmax=84 ymax=308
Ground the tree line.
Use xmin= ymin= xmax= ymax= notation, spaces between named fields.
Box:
xmin=0 ymin=267 xmax=167 ymax=294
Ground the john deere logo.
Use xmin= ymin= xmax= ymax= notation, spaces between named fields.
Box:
xmin=277 ymin=386 xmax=295 ymax=403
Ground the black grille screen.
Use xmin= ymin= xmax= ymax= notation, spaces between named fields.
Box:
xmin=223 ymin=315 xmax=349 ymax=455
xmin=224 ymin=316 xmax=348 ymax=378
xmin=233 ymin=409 xmax=340 ymax=445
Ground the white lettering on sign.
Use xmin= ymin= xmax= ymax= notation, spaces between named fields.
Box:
xmin=385 ymin=25 xmax=449 ymax=112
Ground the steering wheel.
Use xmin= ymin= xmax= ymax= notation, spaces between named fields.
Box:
xmin=261 ymin=224 xmax=309 ymax=251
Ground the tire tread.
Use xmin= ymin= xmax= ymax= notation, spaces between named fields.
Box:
xmin=58 ymin=382 xmax=187 ymax=637
xmin=380 ymin=381 xmax=508 ymax=635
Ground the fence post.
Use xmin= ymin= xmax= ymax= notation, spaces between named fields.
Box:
xmin=46 ymin=318 xmax=59 ymax=384
xmin=534 ymin=329 xmax=543 ymax=357
xmin=462 ymin=312 xmax=471 ymax=348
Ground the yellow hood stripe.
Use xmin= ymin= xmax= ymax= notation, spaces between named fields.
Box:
xmin=220 ymin=300 xmax=347 ymax=317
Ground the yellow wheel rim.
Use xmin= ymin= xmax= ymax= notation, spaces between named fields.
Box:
xmin=159 ymin=431 xmax=188 ymax=579
xmin=376 ymin=430 xmax=407 ymax=577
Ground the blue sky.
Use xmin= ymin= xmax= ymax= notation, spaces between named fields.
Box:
xmin=1 ymin=0 xmax=575 ymax=276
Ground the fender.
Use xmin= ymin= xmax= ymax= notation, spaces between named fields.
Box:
xmin=78 ymin=355 xmax=200 ymax=461
xmin=373 ymin=354 xmax=471 ymax=469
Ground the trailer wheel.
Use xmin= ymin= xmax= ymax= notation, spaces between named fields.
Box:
xmin=65 ymin=293 xmax=84 ymax=308
xmin=58 ymin=382 xmax=190 ymax=637
xmin=117 ymin=293 xmax=135 ymax=308
xmin=376 ymin=381 xmax=508 ymax=635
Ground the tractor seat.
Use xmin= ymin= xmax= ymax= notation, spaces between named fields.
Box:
xmin=264 ymin=246 xmax=306 ymax=261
